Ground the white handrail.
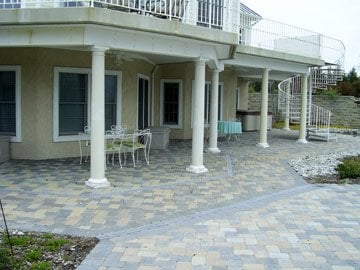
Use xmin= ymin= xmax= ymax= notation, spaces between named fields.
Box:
xmin=278 ymin=75 xmax=332 ymax=135
xmin=238 ymin=12 xmax=345 ymax=67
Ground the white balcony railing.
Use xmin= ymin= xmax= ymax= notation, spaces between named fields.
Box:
xmin=0 ymin=0 xmax=345 ymax=66
xmin=238 ymin=12 xmax=345 ymax=67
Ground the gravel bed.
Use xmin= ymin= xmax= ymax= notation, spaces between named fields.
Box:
xmin=288 ymin=150 xmax=360 ymax=178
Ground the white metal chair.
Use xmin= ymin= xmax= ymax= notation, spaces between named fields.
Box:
xmin=105 ymin=129 xmax=126 ymax=169
xmin=120 ymin=129 xmax=152 ymax=167
xmin=79 ymin=126 xmax=91 ymax=164
xmin=111 ymin=124 xmax=127 ymax=132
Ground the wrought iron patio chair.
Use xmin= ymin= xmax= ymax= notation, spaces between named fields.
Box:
xmin=79 ymin=126 xmax=91 ymax=164
xmin=120 ymin=129 xmax=152 ymax=167
xmin=105 ymin=129 xmax=126 ymax=169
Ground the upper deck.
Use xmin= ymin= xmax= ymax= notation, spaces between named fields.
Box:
xmin=0 ymin=0 xmax=345 ymax=66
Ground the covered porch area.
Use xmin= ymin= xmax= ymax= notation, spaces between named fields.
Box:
xmin=1 ymin=129 xmax=355 ymax=194
xmin=1 ymin=129 xmax=359 ymax=235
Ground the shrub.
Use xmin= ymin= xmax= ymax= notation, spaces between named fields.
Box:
xmin=0 ymin=248 xmax=11 ymax=269
xmin=321 ymin=87 xmax=339 ymax=97
xmin=44 ymin=238 xmax=68 ymax=252
xmin=30 ymin=261 xmax=52 ymax=270
xmin=8 ymin=235 xmax=32 ymax=247
xmin=336 ymin=156 xmax=360 ymax=179
xmin=26 ymin=249 xmax=42 ymax=262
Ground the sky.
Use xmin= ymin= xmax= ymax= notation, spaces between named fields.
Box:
xmin=241 ymin=0 xmax=360 ymax=73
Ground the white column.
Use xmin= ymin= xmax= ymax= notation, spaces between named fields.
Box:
xmin=257 ymin=68 xmax=270 ymax=148
xmin=186 ymin=59 xmax=208 ymax=173
xmin=297 ymin=73 xmax=309 ymax=143
xmin=86 ymin=46 xmax=110 ymax=188
xmin=208 ymin=69 xmax=221 ymax=153
xmin=283 ymin=80 xmax=291 ymax=131
xmin=307 ymin=72 xmax=313 ymax=125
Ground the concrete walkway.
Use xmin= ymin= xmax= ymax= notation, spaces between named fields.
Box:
xmin=0 ymin=130 xmax=359 ymax=269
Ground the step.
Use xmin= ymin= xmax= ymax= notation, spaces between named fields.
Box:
xmin=306 ymin=128 xmax=337 ymax=142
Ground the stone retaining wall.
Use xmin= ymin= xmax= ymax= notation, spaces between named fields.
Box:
xmin=312 ymin=95 xmax=360 ymax=128
xmin=248 ymin=93 xmax=360 ymax=128
xmin=248 ymin=93 xmax=280 ymax=122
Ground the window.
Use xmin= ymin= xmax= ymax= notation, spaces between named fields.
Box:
xmin=58 ymin=72 xmax=89 ymax=136
xmin=197 ymin=0 xmax=223 ymax=30
xmin=0 ymin=66 xmax=21 ymax=142
xmin=53 ymin=67 xmax=121 ymax=142
xmin=191 ymin=81 xmax=223 ymax=127
xmin=105 ymin=74 xmax=118 ymax=130
xmin=137 ymin=75 xmax=150 ymax=130
xmin=160 ymin=80 xmax=183 ymax=128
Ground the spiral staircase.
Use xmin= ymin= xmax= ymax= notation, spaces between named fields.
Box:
xmin=278 ymin=65 xmax=344 ymax=141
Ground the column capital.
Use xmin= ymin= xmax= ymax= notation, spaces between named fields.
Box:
xmin=92 ymin=46 xmax=109 ymax=54
xmin=212 ymin=67 xmax=224 ymax=73
xmin=208 ymin=59 xmax=224 ymax=72
xmin=194 ymin=57 xmax=208 ymax=65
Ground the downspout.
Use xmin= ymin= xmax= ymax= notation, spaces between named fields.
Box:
xmin=151 ymin=65 xmax=158 ymax=127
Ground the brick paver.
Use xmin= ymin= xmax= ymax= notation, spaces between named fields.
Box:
xmin=0 ymin=130 xmax=359 ymax=269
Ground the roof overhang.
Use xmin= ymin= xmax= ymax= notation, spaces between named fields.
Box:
xmin=0 ymin=7 xmax=238 ymax=65
xmin=0 ymin=7 xmax=239 ymax=45
xmin=220 ymin=44 xmax=325 ymax=80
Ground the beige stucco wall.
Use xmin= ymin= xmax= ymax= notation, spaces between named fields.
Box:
xmin=107 ymin=58 xmax=154 ymax=131
xmin=1 ymin=47 xmax=238 ymax=159
xmin=220 ymin=68 xmax=237 ymax=122
xmin=153 ymin=63 xmax=238 ymax=140
xmin=1 ymin=48 xmax=92 ymax=159
xmin=238 ymin=78 xmax=250 ymax=110
xmin=1 ymin=48 xmax=154 ymax=159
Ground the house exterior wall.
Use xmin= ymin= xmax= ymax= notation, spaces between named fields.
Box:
xmin=2 ymin=48 xmax=92 ymax=159
xmin=155 ymin=63 xmax=188 ymax=140
xmin=0 ymin=48 xmax=39 ymax=158
xmin=1 ymin=47 xmax=238 ymax=159
xmin=1 ymin=47 xmax=155 ymax=159
xmin=221 ymin=69 xmax=238 ymax=122
xmin=238 ymin=78 xmax=249 ymax=110
xmin=110 ymin=59 xmax=154 ymax=131
xmin=154 ymin=63 xmax=237 ymax=140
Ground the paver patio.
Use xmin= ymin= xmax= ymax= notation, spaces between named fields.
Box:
xmin=0 ymin=129 xmax=359 ymax=269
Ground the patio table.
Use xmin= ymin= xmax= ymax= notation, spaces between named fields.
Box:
xmin=218 ymin=120 xmax=242 ymax=141
xmin=78 ymin=131 xmax=125 ymax=164
xmin=78 ymin=129 xmax=151 ymax=166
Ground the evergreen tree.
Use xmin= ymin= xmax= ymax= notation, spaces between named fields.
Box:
xmin=336 ymin=68 xmax=359 ymax=97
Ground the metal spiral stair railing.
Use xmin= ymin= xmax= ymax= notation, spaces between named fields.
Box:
xmin=277 ymin=66 xmax=343 ymax=141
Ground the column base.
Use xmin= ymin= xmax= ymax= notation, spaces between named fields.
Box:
xmin=296 ymin=138 xmax=308 ymax=144
xmin=85 ymin=178 xmax=110 ymax=188
xmin=186 ymin=165 xmax=208 ymax=174
xmin=257 ymin=142 xmax=270 ymax=148
xmin=282 ymin=127 xmax=291 ymax=131
xmin=207 ymin=147 xmax=221 ymax=153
